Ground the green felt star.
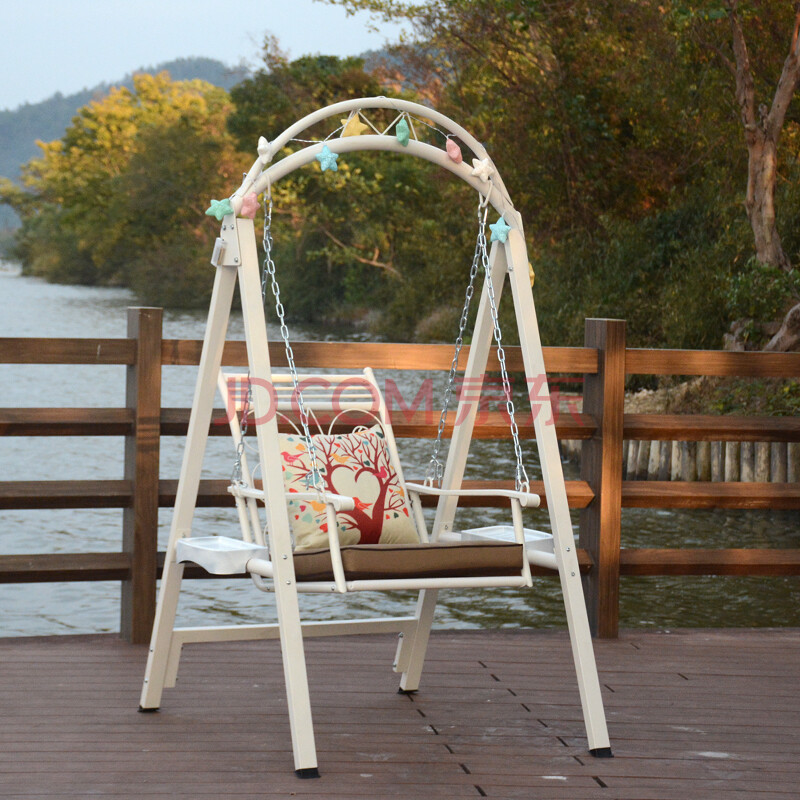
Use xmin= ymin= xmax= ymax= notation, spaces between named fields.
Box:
xmin=395 ymin=117 xmax=410 ymax=146
xmin=489 ymin=216 xmax=512 ymax=243
xmin=316 ymin=144 xmax=339 ymax=172
xmin=205 ymin=198 xmax=233 ymax=221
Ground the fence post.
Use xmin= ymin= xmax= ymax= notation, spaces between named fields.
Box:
xmin=580 ymin=318 xmax=626 ymax=638
xmin=121 ymin=307 xmax=163 ymax=643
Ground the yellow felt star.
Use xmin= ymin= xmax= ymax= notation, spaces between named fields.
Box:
xmin=341 ymin=115 xmax=370 ymax=137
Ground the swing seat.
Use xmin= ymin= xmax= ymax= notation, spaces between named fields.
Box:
xmin=174 ymin=535 xmax=531 ymax=582
xmin=221 ymin=367 xmax=543 ymax=590
xmin=291 ymin=541 xmax=525 ymax=582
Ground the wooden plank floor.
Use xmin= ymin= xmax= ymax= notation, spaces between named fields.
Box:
xmin=1 ymin=628 xmax=798 ymax=799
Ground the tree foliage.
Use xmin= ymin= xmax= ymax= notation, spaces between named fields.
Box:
xmin=7 ymin=73 xmax=242 ymax=305
xmin=320 ymin=0 xmax=800 ymax=348
xmin=6 ymin=3 xmax=800 ymax=350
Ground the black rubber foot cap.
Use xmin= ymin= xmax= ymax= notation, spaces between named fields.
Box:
xmin=295 ymin=767 xmax=320 ymax=779
xmin=397 ymin=688 xmax=417 ymax=694
xmin=137 ymin=706 xmax=159 ymax=713
xmin=590 ymin=747 xmax=614 ymax=758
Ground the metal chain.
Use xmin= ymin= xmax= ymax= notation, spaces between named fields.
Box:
xmin=261 ymin=191 xmax=324 ymax=495
xmin=425 ymin=201 xmax=486 ymax=487
xmin=478 ymin=207 xmax=530 ymax=494
xmin=231 ymin=377 xmax=251 ymax=484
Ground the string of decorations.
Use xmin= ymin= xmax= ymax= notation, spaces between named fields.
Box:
xmin=205 ymin=107 xmax=511 ymax=240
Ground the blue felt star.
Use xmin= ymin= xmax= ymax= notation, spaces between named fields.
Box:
xmin=205 ymin=198 xmax=234 ymax=221
xmin=489 ymin=216 xmax=512 ymax=243
xmin=395 ymin=117 xmax=410 ymax=147
xmin=316 ymin=144 xmax=339 ymax=172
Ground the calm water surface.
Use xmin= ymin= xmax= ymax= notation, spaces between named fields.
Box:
xmin=1 ymin=262 xmax=799 ymax=636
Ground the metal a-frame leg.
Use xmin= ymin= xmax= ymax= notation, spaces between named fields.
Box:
xmin=505 ymin=229 xmax=611 ymax=755
xmin=236 ymin=218 xmax=320 ymax=777
xmin=139 ymin=217 xmax=320 ymax=776
xmin=396 ymin=234 xmax=611 ymax=754
xmin=140 ymin=247 xmax=238 ymax=711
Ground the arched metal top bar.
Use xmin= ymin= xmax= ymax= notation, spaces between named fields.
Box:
xmin=247 ymin=135 xmax=522 ymax=232
xmin=267 ymin=97 xmax=486 ymax=164
xmin=230 ymin=96 xmax=514 ymax=216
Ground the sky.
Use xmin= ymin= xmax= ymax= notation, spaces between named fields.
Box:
xmin=1 ymin=0 xmax=407 ymax=111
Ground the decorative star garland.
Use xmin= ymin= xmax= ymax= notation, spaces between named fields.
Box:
xmin=233 ymin=111 xmax=516 ymax=227
xmin=268 ymin=109 xmax=501 ymax=184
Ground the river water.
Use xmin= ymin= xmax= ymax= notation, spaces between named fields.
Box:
xmin=1 ymin=261 xmax=799 ymax=636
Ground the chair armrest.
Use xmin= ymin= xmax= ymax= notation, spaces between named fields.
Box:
xmin=228 ymin=483 xmax=355 ymax=512
xmin=405 ymin=482 xmax=540 ymax=509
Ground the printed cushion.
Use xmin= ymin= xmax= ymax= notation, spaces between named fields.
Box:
xmin=280 ymin=426 xmax=419 ymax=551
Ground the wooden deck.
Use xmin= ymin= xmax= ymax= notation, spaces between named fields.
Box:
xmin=1 ymin=628 xmax=798 ymax=799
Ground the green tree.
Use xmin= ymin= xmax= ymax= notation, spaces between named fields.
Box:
xmin=11 ymin=72 xmax=242 ymax=304
xmin=326 ymin=0 xmax=800 ymax=350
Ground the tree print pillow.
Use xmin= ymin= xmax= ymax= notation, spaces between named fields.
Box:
xmin=280 ymin=426 xmax=419 ymax=551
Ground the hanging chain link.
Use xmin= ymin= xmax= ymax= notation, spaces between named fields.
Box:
xmin=425 ymin=189 xmax=530 ymax=494
xmin=478 ymin=206 xmax=530 ymax=494
xmin=261 ymin=191 xmax=324 ymax=495
xmin=231 ymin=377 xmax=251 ymax=484
xmin=425 ymin=201 xmax=486 ymax=487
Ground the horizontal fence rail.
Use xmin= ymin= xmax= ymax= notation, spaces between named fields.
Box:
xmin=1 ymin=311 xmax=799 ymax=641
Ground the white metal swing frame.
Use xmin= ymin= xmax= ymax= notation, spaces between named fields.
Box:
xmin=138 ymin=97 xmax=611 ymax=777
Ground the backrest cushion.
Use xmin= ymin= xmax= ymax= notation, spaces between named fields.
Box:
xmin=280 ymin=426 xmax=419 ymax=551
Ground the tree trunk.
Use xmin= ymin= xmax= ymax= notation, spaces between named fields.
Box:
xmin=764 ymin=301 xmax=800 ymax=351
xmin=745 ymin=133 xmax=791 ymax=273
xmin=725 ymin=1 xmax=800 ymax=350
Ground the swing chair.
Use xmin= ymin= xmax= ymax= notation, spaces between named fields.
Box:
xmin=139 ymin=97 xmax=611 ymax=777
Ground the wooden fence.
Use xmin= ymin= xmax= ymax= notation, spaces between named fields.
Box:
xmin=1 ymin=310 xmax=799 ymax=642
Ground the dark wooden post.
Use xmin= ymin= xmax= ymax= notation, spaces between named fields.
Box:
xmin=121 ymin=307 xmax=163 ymax=643
xmin=580 ymin=318 xmax=626 ymax=638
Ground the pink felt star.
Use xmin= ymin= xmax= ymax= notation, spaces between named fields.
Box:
xmin=239 ymin=192 xmax=259 ymax=219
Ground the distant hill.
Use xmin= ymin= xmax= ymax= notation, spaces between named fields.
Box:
xmin=0 ymin=57 xmax=248 ymax=229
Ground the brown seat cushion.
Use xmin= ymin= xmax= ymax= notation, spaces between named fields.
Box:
xmin=292 ymin=541 xmax=524 ymax=582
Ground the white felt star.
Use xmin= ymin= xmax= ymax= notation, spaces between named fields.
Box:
xmin=470 ymin=157 xmax=494 ymax=183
